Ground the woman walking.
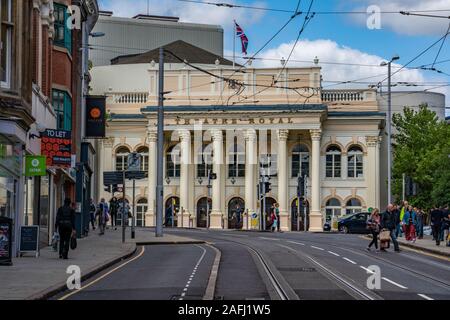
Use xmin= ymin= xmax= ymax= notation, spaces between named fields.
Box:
xmin=367 ymin=209 xmax=381 ymax=252
xmin=270 ymin=209 xmax=278 ymax=233
xmin=403 ymin=205 xmax=417 ymax=242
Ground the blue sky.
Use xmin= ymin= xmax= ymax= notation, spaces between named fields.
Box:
xmin=98 ymin=0 xmax=450 ymax=115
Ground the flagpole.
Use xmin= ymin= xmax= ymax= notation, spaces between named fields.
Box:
xmin=233 ymin=20 xmax=236 ymax=69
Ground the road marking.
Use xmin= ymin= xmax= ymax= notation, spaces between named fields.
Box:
xmin=59 ymin=246 xmax=146 ymax=301
xmin=260 ymin=237 xmax=280 ymax=241
xmin=382 ymin=277 xmax=408 ymax=289
xmin=180 ymin=245 xmax=207 ymax=301
xmin=418 ymin=294 xmax=434 ymax=300
xmin=311 ymin=246 xmax=325 ymax=251
xmin=287 ymin=241 xmax=305 ymax=246
xmin=343 ymin=258 xmax=357 ymax=265
xmin=360 ymin=266 xmax=375 ymax=274
xmin=328 ymin=251 xmax=340 ymax=257
xmin=203 ymin=243 xmax=221 ymax=301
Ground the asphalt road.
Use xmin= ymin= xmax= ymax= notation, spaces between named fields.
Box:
xmin=54 ymin=229 xmax=450 ymax=301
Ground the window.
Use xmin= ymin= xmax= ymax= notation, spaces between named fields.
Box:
xmin=52 ymin=90 xmax=72 ymax=131
xmin=260 ymin=154 xmax=277 ymax=177
xmin=326 ymin=145 xmax=342 ymax=178
xmin=54 ymin=3 xmax=72 ymax=52
xmin=166 ymin=145 xmax=180 ymax=178
xmin=348 ymin=146 xmax=364 ymax=178
xmin=292 ymin=145 xmax=310 ymax=178
xmin=137 ymin=146 xmax=149 ymax=172
xmin=346 ymin=198 xmax=362 ymax=215
xmin=228 ymin=142 xmax=245 ymax=178
xmin=0 ymin=0 xmax=12 ymax=87
xmin=197 ymin=144 xmax=213 ymax=178
xmin=325 ymin=198 xmax=341 ymax=222
xmin=115 ymin=146 xmax=130 ymax=171
xmin=135 ymin=198 xmax=147 ymax=227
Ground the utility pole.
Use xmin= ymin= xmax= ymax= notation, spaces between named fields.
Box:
xmin=156 ymin=47 xmax=164 ymax=237
xmin=131 ymin=178 xmax=136 ymax=239
xmin=122 ymin=171 xmax=126 ymax=243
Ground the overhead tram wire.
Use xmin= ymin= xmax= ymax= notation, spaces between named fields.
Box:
xmin=432 ymin=23 xmax=450 ymax=69
xmin=400 ymin=11 xmax=450 ymax=19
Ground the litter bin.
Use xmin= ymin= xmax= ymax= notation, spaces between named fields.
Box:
xmin=0 ymin=217 xmax=13 ymax=266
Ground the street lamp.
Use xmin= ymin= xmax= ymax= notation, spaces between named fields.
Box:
xmin=380 ymin=54 xmax=400 ymax=206
xmin=165 ymin=176 xmax=171 ymax=185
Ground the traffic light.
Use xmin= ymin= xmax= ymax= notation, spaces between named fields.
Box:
xmin=297 ymin=175 xmax=305 ymax=197
xmin=264 ymin=181 xmax=272 ymax=194
xmin=104 ymin=185 xmax=120 ymax=194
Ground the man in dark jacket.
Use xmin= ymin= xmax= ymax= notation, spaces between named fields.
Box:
xmin=381 ymin=204 xmax=400 ymax=252
xmin=430 ymin=207 xmax=444 ymax=246
xmin=55 ymin=198 xmax=76 ymax=259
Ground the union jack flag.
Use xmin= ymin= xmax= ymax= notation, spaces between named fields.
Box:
xmin=235 ymin=21 xmax=249 ymax=55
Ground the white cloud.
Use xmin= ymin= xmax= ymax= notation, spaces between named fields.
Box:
xmin=99 ymin=0 xmax=265 ymax=28
xmin=347 ymin=0 xmax=450 ymax=36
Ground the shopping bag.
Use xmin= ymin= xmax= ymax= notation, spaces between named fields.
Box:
xmin=51 ymin=232 xmax=59 ymax=252
xmin=380 ymin=229 xmax=391 ymax=242
xmin=70 ymin=234 xmax=77 ymax=250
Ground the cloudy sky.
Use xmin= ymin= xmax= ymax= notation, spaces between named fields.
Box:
xmin=98 ymin=0 xmax=450 ymax=115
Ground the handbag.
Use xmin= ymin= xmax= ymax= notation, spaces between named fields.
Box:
xmin=380 ymin=229 xmax=391 ymax=242
xmin=70 ymin=234 xmax=77 ymax=250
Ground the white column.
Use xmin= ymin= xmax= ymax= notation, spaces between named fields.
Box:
xmin=277 ymin=129 xmax=290 ymax=231
xmin=244 ymin=129 xmax=257 ymax=230
xmin=366 ymin=136 xmax=379 ymax=210
xmin=145 ymin=128 xmax=157 ymax=227
xmin=309 ymin=129 xmax=323 ymax=232
xmin=179 ymin=129 xmax=191 ymax=228
xmin=210 ymin=129 xmax=224 ymax=229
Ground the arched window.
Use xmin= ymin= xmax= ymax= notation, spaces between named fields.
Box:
xmin=197 ymin=144 xmax=213 ymax=178
xmin=348 ymin=146 xmax=363 ymax=178
xmin=137 ymin=146 xmax=149 ymax=172
xmin=325 ymin=198 xmax=341 ymax=222
xmin=346 ymin=198 xmax=362 ymax=215
xmin=115 ymin=146 xmax=130 ymax=171
xmin=166 ymin=145 xmax=181 ymax=178
xmin=228 ymin=140 xmax=245 ymax=178
xmin=135 ymin=198 xmax=148 ymax=227
xmin=292 ymin=144 xmax=310 ymax=178
xmin=326 ymin=145 xmax=342 ymax=178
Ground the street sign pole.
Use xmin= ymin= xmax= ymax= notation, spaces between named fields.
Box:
xmin=155 ymin=47 xmax=164 ymax=238
xmin=131 ymin=178 xmax=136 ymax=239
xmin=122 ymin=170 xmax=126 ymax=243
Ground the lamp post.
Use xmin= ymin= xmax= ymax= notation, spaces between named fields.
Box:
xmin=380 ymin=55 xmax=400 ymax=206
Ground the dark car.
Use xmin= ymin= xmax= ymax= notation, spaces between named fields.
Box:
xmin=338 ymin=212 xmax=370 ymax=234
xmin=323 ymin=221 xmax=331 ymax=232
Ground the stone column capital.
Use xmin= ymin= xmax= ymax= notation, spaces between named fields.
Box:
xmin=147 ymin=130 xmax=157 ymax=142
xmin=366 ymin=136 xmax=381 ymax=147
xmin=211 ymin=129 xmax=223 ymax=142
xmin=310 ymin=129 xmax=322 ymax=141
xmin=245 ymin=129 xmax=257 ymax=141
xmin=178 ymin=129 xmax=191 ymax=141
xmin=277 ymin=129 xmax=289 ymax=142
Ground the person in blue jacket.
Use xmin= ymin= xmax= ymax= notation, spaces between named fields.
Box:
xmin=402 ymin=205 xmax=417 ymax=242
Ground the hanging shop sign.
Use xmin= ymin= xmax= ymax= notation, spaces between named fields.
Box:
xmin=86 ymin=96 xmax=106 ymax=138
xmin=25 ymin=155 xmax=47 ymax=176
xmin=41 ymin=129 xmax=72 ymax=167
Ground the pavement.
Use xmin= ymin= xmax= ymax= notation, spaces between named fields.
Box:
xmin=0 ymin=227 xmax=202 ymax=300
xmin=396 ymin=235 xmax=450 ymax=257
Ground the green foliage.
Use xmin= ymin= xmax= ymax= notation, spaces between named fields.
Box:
xmin=392 ymin=104 xmax=450 ymax=209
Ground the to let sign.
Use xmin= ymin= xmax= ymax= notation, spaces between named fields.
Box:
xmin=41 ymin=129 xmax=72 ymax=167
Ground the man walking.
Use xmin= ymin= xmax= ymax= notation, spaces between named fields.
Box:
xmin=110 ymin=197 xmax=118 ymax=230
xmin=235 ymin=205 xmax=242 ymax=228
xmin=55 ymin=198 xmax=76 ymax=259
xmin=89 ymin=198 xmax=96 ymax=231
xmin=431 ymin=206 xmax=444 ymax=246
xmin=381 ymin=204 xmax=401 ymax=252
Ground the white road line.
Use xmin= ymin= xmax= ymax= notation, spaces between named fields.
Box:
xmin=287 ymin=241 xmax=305 ymax=246
xmin=418 ymin=294 xmax=434 ymax=301
xmin=311 ymin=246 xmax=325 ymax=251
xmin=260 ymin=237 xmax=280 ymax=241
xmin=328 ymin=251 xmax=340 ymax=257
xmin=180 ymin=245 xmax=207 ymax=299
xmin=382 ymin=277 xmax=408 ymax=289
xmin=343 ymin=257 xmax=357 ymax=265
xmin=360 ymin=266 xmax=375 ymax=274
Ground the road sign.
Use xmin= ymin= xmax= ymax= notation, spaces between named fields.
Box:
xmin=103 ymin=171 xmax=124 ymax=186
xmin=127 ymin=152 xmax=141 ymax=172
xmin=125 ymin=171 xmax=148 ymax=180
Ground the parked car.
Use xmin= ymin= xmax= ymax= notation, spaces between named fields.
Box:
xmin=323 ymin=221 xmax=331 ymax=232
xmin=338 ymin=212 xmax=370 ymax=234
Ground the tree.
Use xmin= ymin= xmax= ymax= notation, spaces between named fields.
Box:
xmin=392 ymin=104 xmax=450 ymax=209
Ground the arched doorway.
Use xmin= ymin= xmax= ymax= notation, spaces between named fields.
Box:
xmin=262 ymin=197 xmax=277 ymax=230
xmin=228 ymin=197 xmax=245 ymax=229
xmin=291 ymin=199 xmax=310 ymax=231
xmin=164 ymin=197 xmax=179 ymax=227
xmin=197 ymin=197 xmax=212 ymax=228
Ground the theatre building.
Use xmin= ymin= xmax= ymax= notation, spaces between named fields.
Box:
xmin=91 ymin=42 xmax=385 ymax=232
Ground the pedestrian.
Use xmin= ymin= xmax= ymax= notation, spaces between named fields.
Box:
xmin=430 ymin=206 xmax=444 ymax=246
xmin=99 ymin=198 xmax=110 ymax=229
xmin=381 ymin=204 xmax=401 ymax=252
xmin=235 ymin=205 xmax=242 ymax=227
xmin=275 ymin=203 xmax=281 ymax=232
xmin=96 ymin=201 xmax=106 ymax=235
xmin=55 ymin=198 xmax=76 ymax=260
xmin=403 ymin=205 xmax=417 ymax=242
xmin=394 ymin=204 xmax=402 ymax=238
xmin=440 ymin=206 xmax=449 ymax=243
xmin=110 ymin=197 xmax=118 ymax=230
xmin=416 ymin=208 xmax=424 ymax=239
xmin=165 ymin=205 xmax=173 ymax=227
xmin=89 ymin=198 xmax=96 ymax=231
xmin=367 ymin=208 xmax=381 ymax=252
xmin=270 ymin=209 xmax=278 ymax=233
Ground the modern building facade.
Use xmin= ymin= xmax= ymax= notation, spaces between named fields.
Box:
xmin=89 ymin=12 xmax=224 ymax=66
xmin=91 ymin=45 xmax=386 ymax=232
